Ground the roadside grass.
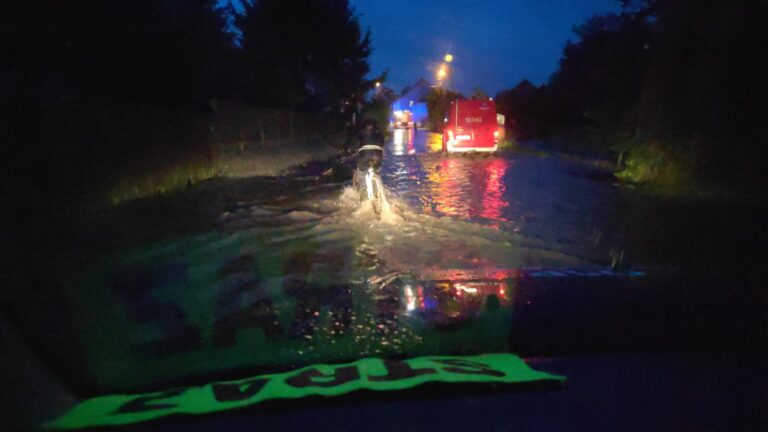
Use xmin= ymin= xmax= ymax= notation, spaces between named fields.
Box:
xmin=497 ymin=138 xmax=518 ymax=152
xmin=109 ymin=161 xmax=217 ymax=206
xmin=615 ymin=138 xmax=710 ymax=197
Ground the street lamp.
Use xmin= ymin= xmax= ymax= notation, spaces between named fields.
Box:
xmin=437 ymin=64 xmax=447 ymax=81
xmin=443 ymin=54 xmax=454 ymax=91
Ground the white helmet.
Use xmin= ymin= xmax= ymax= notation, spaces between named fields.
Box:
xmin=358 ymin=144 xmax=384 ymax=153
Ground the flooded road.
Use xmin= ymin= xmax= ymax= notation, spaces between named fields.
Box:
xmin=36 ymin=130 xmax=761 ymax=394
xmin=383 ymin=129 xmax=623 ymax=265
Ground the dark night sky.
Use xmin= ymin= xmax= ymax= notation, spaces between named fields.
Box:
xmin=225 ymin=0 xmax=621 ymax=95
xmin=350 ymin=0 xmax=621 ymax=95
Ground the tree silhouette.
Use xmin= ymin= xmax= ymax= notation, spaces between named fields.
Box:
xmin=632 ymin=0 xmax=766 ymax=185
xmin=426 ymin=88 xmax=464 ymax=131
xmin=1 ymin=0 xmax=233 ymax=106
xmin=493 ymin=0 xmax=765 ymax=189
xmin=471 ymin=87 xmax=489 ymax=100
xmin=236 ymin=0 xmax=371 ymax=110
xmin=544 ymin=11 xmax=653 ymax=138
xmin=495 ymin=80 xmax=539 ymax=139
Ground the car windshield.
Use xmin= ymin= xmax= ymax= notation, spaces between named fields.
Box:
xmin=2 ymin=1 xmax=765 ymax=431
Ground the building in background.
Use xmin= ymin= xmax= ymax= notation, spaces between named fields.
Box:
xmin=391 ymin=78 xmax=431 ymax=128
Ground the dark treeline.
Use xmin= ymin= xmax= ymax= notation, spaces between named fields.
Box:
xmin=1 ymin=0 xmax=232 ymax=107
xmin=0 ymin=1 xmax=376 ymax=358
xmin=496 ymin=0 xmax=766 ymax=193
xmin=1 ymin=0 xmax=372 ymax=109
xmin=236 ymin=0 xmax=372 ymax=110
xmin=0 ymin=0 xmax=374 ymax=212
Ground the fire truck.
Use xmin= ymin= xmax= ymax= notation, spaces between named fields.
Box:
xmin=442 ymin=99 xmax=499 ymax=152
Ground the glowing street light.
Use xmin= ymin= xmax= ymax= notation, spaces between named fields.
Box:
xmin=437 ymin=64 xmax=448 ymax=81
xmin=440 ymin=54 xmax=454 ymax=90
xmin=375 ymin=81 xmax=381 ymax=88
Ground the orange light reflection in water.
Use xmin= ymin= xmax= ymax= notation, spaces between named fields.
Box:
xmin=426 ymin=132 xmax=443 ymax=153
xmin=392 ymin=129 xmax=415 ymax=156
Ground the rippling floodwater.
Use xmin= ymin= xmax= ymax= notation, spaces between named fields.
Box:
xmin=62 ymin=130 xmax=636 ymax=392
xmin=383 ymin=129 xmax=623 ymax=266
xmin=209 ymin=129 xmax=620 ymax=276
